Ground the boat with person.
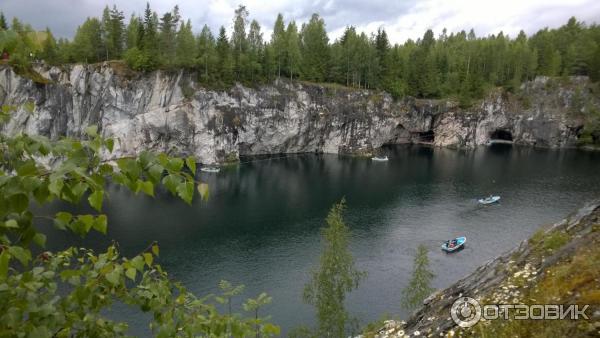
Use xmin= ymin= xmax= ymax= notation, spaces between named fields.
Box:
xmin=478 ymin=195 xmax=501 ymax=205
xmin=200 ymin=166 xmax=220 ymax=173
xmin=371 ymin=156 xmax=389 ymax=162
xmin=441 ymin=236 xmax=466 ymax=253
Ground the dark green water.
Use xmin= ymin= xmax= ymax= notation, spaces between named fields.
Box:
xmin=44 ymin=145 xmax=600 ymax=335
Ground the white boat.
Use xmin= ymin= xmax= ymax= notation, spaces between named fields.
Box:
xmin=371 ymin=156 xmax=388 ymax=162
xmin=200 ymin=167 xmax=220 ymax=173
xmin=478 ymin=195 xmax=500 ymax=205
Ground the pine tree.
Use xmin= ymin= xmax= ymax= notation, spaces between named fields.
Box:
xmin=382 ymin=45 xmax=409 ymax=98
xmin=231 ymin=5 xmax=249 ymax=80
xmin=101 ymin=6 xmax=111 ymax=60
xmin=141 ymin=3 xmax=159 ymax=60
xmin=197 ymin=24 xmax=216 ymax=81
xmin=401 ymin=244 xmax=435 ymax=310
xmin=126 ymin=15 xmax=141 ymax=50
xmin=0 ymin=12 xmax=7 ymax=31
xmin=247 ymin=20 xmax=263 ymax=82
xmin=340 ymin=26 xmax=358 ymax=86
xmin=40 ymin=28 xmax=58 ymax=64
xmin=56 ymin=38 xmax=72 ymax=63
xmin=101 ymin=5 xmax=125 ymax=60
xmin=109 ymin=6 xmax=125 ymax=59
xmin=375 ymin=28 xmax=391 ymax=87
xmin=71 ymin=18 xmax=103 ymax=63
xmin=285 ymin=21 xmax=301 ymax=80
xmin=262 ymin=44 xmax=276 ymax=81
xmin=300 ymin=13 xmax=329 ymax=82
xmin=303 ymin=199 xmax=365 ymax=337
xmin=271 ymin=14 xmax=286 ymax=79
xmin=3 ymin=6 xmax=598 ymax=100
xmin=159 ymin=5 xmax=180 ymax=66
xmin=409 ymin=29 xmax=439 ymax=97
xmin=590 ymin=43 xmax=600 ymax=81
xmin=175 ymin=20 xmax=195 ymax=68
xmin=326 ymin=41 xmax=345 ymax=83
xmin=10 ymin=17 xmax=23 ymax=33
xmin=123 ymin=3 xmax=157 ymax=71
xmin=355 ymin=32 xmax=372 ymax=88
xmin=216 ymin=26 xmax=233 ymax=85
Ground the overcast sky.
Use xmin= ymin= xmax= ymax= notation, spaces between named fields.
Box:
xmin=2 ymin=0 xmax=600 ymax=43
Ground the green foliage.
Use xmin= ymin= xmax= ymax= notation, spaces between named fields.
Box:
xmin=332 ymin=26 xmax=377 ymax=88
xmin=578 ymin=105 xmax=600 ymax=145
xmin=401 ymin=244 xmax=435 ymax=310
xmin=39 ymin=28 xmax=58 ymax=64
xmin=245 ymin=20 xmax=264 ymax=83
xmin=302 ymin=199 xmax=365 ymax=337
xmin=126 ymin=15 xmax=141 ymax=50
xmin=285 ymin=21 xmax=302 ymax=80
xmin=123 ymin=47 xmax=152 ymax=71
xmin=158 ymin=5 xmax=180 ymax=67
xmin=196 ymin=24 xmax=218 ymax=83
xmin=175 ymin=20 xmax=196 ymax=68
xmin=3 ymin=5 xmax=600 ymax=102
xmin=216 ymin=279 xmax=245 ymax=317
xmin=0 ymin=106 xmax=278 ymax=336
xmin=216 ymin=26 xmax=234 ymax=86
xmin=0 ymin=12 xmax=7 ymax=31
xmin=360 ymin=313 xmax=395 ymax=338
xmin=300 ymin=14 xmax=329 ymax=82
xmin=71 ymin=18 xmax=104 ymax=63
xmin=529 ymin=228 xmax=546 ymax=246
xmin=102 ymin=5 xmax=125 ymax=60
xmin=542 ymin=231 xmax=570 ymax=252
xmin=243 ymin=293 xmax=276 ymax=338
xmin=231 ymin=5 xmax=249 ymax=81
xmin=180 ymin=76 xmax=195 ymax=99
xmin=271 ymin=14 xmax=287 ymax=79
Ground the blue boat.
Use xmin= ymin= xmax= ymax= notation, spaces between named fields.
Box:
xmin=441 ymin=236 xmax=466 ymax=253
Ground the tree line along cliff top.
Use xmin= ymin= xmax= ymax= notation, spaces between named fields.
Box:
xmin=1 ymin=5 xmax=600 ymax=145
xmin=1 ymin=4 xmax=600 ymax=102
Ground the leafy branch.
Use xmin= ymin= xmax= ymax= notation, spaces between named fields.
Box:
xmin=0 ymin=106 xmax=278 ymax=337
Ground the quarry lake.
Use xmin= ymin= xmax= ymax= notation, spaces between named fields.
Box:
xmin=42 ymin=145 xmax=600 ymax=335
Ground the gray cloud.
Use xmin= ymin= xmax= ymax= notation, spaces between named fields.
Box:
xmin=1 ymin=0 xmax=599 ymax=43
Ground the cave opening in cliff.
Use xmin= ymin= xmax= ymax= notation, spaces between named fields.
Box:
xmin=490 ymin=129 xmax=513 ymax=141
xmin=417 ymin=130 xmax=435 ymax=143
xmin=383 ymin=123 xmax=412 ymax=145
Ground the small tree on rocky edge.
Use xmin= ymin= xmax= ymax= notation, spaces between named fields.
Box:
xmin=402 ymin=244 xmax=435 ymax=310
xmin=302 ymin=199 xmax=366 ymax=337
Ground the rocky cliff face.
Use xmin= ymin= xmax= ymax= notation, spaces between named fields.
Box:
xmin=0 ymin=63 xmax=596 ymax=163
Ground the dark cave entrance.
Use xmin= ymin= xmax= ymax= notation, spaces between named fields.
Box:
xmin=490 ymin=129 xmax=513 ymax=142
xmin=383 ymin=123 xmax=411 ymax=145
xmin=416 ymin=130 xmax=435 ymax=143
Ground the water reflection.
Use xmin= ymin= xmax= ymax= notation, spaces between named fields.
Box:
xmin=41 ymin=145 xmax=600 ymax=335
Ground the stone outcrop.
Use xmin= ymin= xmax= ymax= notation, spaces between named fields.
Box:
xmin=0 ymin=63 xmax=597 ymax=163
xmin=364 ymin=200 xmax=600 ymax=337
